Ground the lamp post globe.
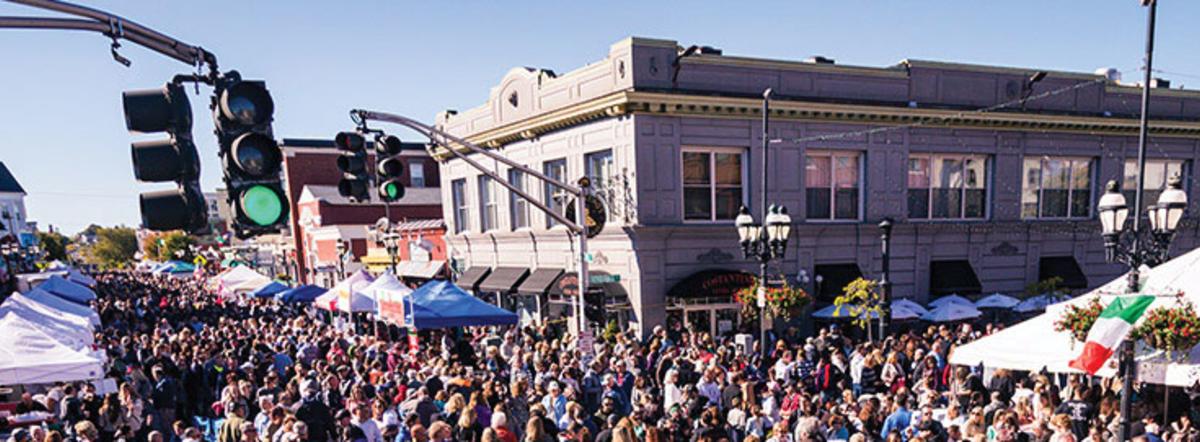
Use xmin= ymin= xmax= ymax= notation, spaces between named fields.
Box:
xmin=1156 ymin=175 xmax=1187 ymax=233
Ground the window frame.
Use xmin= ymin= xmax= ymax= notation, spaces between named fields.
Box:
xmin=1122 ymin=158 xmax=1190 ymax=208
xmin=804 ymin=150 xmax=864 ymax=222
xmin=451 ymin=178 xmax=469 ymax=234
xmin=543 ymin=158 xmax=569 ymax=229
xmin=1020 ymin=156 xmax=1095 ymax=220
xmin=508 ymin=168 xmax=530 ymax=230
xmin=408 ymin=159 xmax=425 ymax=188
xmin=477 ymin=175 xmax=499 ymax=232
xmin=680 ymin=146 xmax=748 ymax=223
xmin=585 ymin=149 xmax=615 ymax=211
xmin=906 ymin=153 xmax=991 ymax=221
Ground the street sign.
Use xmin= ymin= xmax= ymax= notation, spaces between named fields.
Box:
xmin=590 ymin=274 xmax=620 ymax=284
xmin=584 ymin=253 xmax=594 ymax=263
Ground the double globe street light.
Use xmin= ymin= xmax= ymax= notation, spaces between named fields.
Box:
xmin=735 ymin=204 xmax=792 ymax=360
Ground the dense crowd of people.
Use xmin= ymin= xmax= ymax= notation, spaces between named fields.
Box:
xmin=5 ymin=270 xmax=1199 ymax=442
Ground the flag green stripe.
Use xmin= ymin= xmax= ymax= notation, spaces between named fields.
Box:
xmin=1097 ymin=295 xmax=1155 ymax=323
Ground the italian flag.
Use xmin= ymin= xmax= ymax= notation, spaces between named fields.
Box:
xmin=1069 ymin=295 xmax=1155 ymax=374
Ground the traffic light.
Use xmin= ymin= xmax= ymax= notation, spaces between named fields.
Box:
xmin=335 ymin=131 xmax=369 ymax=202
xmin=213 ymin=71 xmax=289 ymax=238
xmin=584 ymin=288 xmax=605 ymax=325
xmin=123 ymin=82 xmax=208 ymax=232
xmin=375 ymin=134 xmax=405 ymax=201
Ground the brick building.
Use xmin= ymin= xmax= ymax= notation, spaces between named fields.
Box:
xmin=281 ymin=139 xmax=442 ymax=285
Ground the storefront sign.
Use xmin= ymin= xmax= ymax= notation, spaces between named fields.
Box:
xmin=565 ymin=195 xmax=607 ymax=239
xmin=667 ymin=270 xmax=757 ymax=300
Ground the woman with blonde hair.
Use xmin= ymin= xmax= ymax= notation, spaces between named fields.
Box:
xmin=118 ymin=383 xmax=144 ymax=434
xmin=456 ymin=406 xmax=484 ymax=442
xmin=1050 ymin=414 xmax=1077 ymax=442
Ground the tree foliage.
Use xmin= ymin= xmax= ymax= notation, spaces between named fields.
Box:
xmin=833 ymin=277 xmax=885 ymax=333
xmin=36 ymin=230 xmax=71 ymax=262
xmin=142 ymin=231 xmax=196 ymax=262
xmin=85 ymin=226 xmax=138 ymax=269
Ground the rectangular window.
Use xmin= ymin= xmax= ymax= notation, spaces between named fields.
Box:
xmin=451 ymin=179 xmax=468 ymax=233
xmin=409 ymin=160 xmax=425 ymax=188
xmin=543 ymin=159 xmax=568 ymax=228
xmin=477 ymin=175 xmax=498 ymax=231
xmin=1123 ymin=159 xmax=1189 ymax=209
xmin=806 ymin=151 xmax=860 ymax=220
xmin=586 ymin=150 xmax=615 ymax=209
xmin=682 ymin=148 xmax=745 ymax=221
xmin=508 ymin=168 xmax=529 ymax=229
xmin=1021 ymin=157 xmax=1093 ymax=219
xmin=907 ymin=154 xmax=989 ymax=220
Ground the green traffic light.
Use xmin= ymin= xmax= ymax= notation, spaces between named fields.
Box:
xmin=385 ymin=182 xmax=400 ymax=199
xmin=241 ymin=185 xmax=284 ymax=226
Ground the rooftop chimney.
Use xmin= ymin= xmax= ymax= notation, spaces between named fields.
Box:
xmin=806 ymin=56 xmax=835 ymax=64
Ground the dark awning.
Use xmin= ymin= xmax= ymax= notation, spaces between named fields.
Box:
xmin=477 ymin=267 xmax=530 ymax=293
xmin=1039 ymin=256 xmax=1088 ymax=289
xmin=516 ymin=268 xmax=564 ymax=296
xmin=930 ymin=260 xmax=982 ymax=296
xmin=666 ymin=269 xmax=756 ymax=300
xmin=455 ymin=267 xmax=491 ymax=292
xmin=815 ymin=263 xmax=864 ymax=301
xmin=549 ymin=271 xmax=623 ymax=298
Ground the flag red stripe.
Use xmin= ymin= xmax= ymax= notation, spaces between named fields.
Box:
xmin=1069 ymin=341 xmax=1115 ymax=374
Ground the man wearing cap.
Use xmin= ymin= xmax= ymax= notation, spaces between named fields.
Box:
xmin=541 ymin=381 xmax=568 ymax=428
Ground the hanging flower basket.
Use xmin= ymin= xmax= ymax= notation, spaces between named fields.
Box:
xmin=734 ymin=279 xmax=812 ymax=322
xmin=1134 ymin=302 xmax=1200 ymax=359
xmin=1054 ymin=297 xmax=1104 ymax=344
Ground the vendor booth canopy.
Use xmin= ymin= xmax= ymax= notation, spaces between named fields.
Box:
xmin=950 ymin=246 xmax=1200 ymax=387
xmin=406 ymin=280 xmax=518 ymax=329
xmin=315 ymin=270 xmax=376 ymax=313
xmin=893 ymin=298 xmax=930 ymax=316
xmin=813 ymin=303 xmax=922 ymax=320
xmin=0 ymin=314 xmax=103 ymax=385
xmin=153 ymin=260 xmax=195 ymax=274
xmin=1 ymin=292 xmax=94 ymax=349
xmin=218 ymin=266 xmax=273 ymax=294
xmin=1012 ymin=293 xmax=1067 ymax=313
xmin=38 ymin=275 xmax=97 ymax=304
xmin=362 ymin=273 xmax=414 ymax=325
xmin=249 ymin=281 xmax=289 ymax=299
xmin=19 ymin=288 xmax=101 ymax=327
xmin=67 ymin=269 xmax=96 ymax=287
xmin=276 ymin=284 xmax=325 ymax=303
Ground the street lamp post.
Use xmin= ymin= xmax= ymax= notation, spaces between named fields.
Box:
xmin=878 ymin=218 xmax=893 ymax=340
xmin=735 ymin=88 xmax=792 ymax=361
xmin=1098 ymin=3 xmax=1183 ymax=440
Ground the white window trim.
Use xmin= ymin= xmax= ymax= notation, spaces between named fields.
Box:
xmin=680 ymin=146 xmax=749 ymax=224
xmin=508 ymin=168 xmax=531 ymax=231
xmin=478 ymin=175 xmax=500 ymax=232
xmin=1022 ymin=156 xmax=1095 ymax=220
xmin=409 ymin=160 xmax=426 ymax=188
xmin=451 ymin=179 xmax=470 ymax=234
xmin=906 ymin=153 xmax=991 ymax=222
xmin=543 ymin=158 xmax=570 ymax=230
xmin=804 ymin=150 xmax=864 ymax=223
xmin=1122 ymin=158 xmax=1190 ymax=192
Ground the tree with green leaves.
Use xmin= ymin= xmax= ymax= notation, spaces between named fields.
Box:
xmin=85 ymin=226 xmax=138 ymax=269
xmin=833 ymin=277 xmax=885 ymax=341
xmin=142 ymin=231 xmax=196 ymax=262
xmin=36 ymin=230 xmax=71 ymax=262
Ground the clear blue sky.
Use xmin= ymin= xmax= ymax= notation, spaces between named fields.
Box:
xmin=1 ymin=0 xmax=1198 ymax=235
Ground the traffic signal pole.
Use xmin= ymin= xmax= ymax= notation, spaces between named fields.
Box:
xmin=350 ymin=109 xmax=594 ymax=352
xmin=0 ymin=0 xmax=218 ymax=75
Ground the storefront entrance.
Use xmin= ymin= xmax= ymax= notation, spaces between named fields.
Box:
xmin=666 ymin=269 xmax=757 ymax=339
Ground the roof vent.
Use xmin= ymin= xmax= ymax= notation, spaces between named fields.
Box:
xmin=697 ymin=46 xmax=722 ymax=55
xmin=1094 ymin=67 xmax=1121 ymax=82
xmin=806 ymin=56 xmax=835 ymax=64
xmin=1151 ymin=77 xmax=1171 ymax=88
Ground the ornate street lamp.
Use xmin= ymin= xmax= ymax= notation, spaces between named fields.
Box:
xmin=737 ymin=203 xmax=791 ymax=360
xmin=1099 ymin=175 xmax=1185 ymax=286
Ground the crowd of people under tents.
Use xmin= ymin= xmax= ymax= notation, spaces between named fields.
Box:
xmin=4 ymin=270 xmax=1199 ymax=442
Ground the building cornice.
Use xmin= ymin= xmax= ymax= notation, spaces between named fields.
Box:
xmin=433 ymin=89 xmax=1200 ymax=159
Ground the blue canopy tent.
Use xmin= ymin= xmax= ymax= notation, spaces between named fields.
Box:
xmin=406 ymin=280 xmax=518 ymax=329
xmin=276 ymin=284 xmax=325 ymax=303
xmin=38 ymin=275 xmax=97 ymax=304
xmin=153 ymin=261 xmax=195 ymax=275
xmin=250 ymin=281 xmax=289 ymax=299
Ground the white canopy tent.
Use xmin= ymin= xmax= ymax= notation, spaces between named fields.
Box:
xmin=363 ymin=273 xmax=414 ymax=324
xmin=893 ymin=299 xmax=930 ymax=316
xmin=217 ymin=266 xmax=272 ymax=295
xmin=0 ymin=314 xmax=103 ymax=385
xmin=0 ymin=294 xmax=95 ymax=349
xmin=315 ymin=271 xmax=376 ymax=313
xmin=950 ymin=246 xmax=1200 ymax=386
xmin=813 ymin=303 xmax=923 ymax=320
xmin=37 ymin=275 xmax=97 ymax=304
xmin=1012 ymin=293 xmax=1067 ymax=313
xmin=13 ymin=289 xmax=100 ymax=328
